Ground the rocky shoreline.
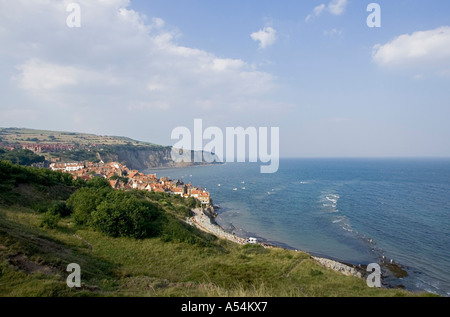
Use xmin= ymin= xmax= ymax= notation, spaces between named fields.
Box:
xmin=187 ymin=207 xmax=367 ymax=280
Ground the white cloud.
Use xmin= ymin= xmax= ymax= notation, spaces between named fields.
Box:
xmin=16 ymin=59 xmax=79 ymax=91
xmin=250 ymin=26 xmax=277 ymax=49
xmin=314 ymin=4 xmax=327 ymax=16
xmin=372 ymin=26 xmax=450 ymax=70
xmin=16 ymin=58 xmax=119 ymax=92
xmin=323 ymin=28 xmax=343 ymax=37
xmin=0 ymin=0 xmax=283 ymax=141
xmin=212 ymin=58 xmax=246 ymax=72
xmin=305 ymin=0 xmax=348 ymax=22
xmin=305 ymin=4 xmax=326 ymax=22
xmin=328 ymin=0 xmax=348 ymax=16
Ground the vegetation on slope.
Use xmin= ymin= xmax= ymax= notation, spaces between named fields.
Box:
xmin=0 ymin=127 xmax=167 ymax=164
xmin=0 ymin=127 xmax=161 ymax=148
xmin=0 ymin=149 xmax=45 ymax=166
xmin=0 ymin=161 xmax=428 ymax=297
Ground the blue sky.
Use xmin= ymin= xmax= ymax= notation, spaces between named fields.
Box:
xmin=1 ymin=0 xmax=450 ymax=157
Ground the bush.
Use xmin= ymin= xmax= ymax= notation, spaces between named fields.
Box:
xmin=90 ymin=191 xmax=163 ymax=239
xmin=310 ymin=269 xmax=324 ymax=277
xmin=0 ymin=160 xmax=79 ymax=188
xmin=0 ymin=149 xmax=45 ymax=166
xmin=40 ymin=210 xmax=61 ymax=229
xmin=186 ymin=197 xmax=197 ymax=209
xmin=175 ymin=205 xmax=191 ymax=217
xmin=160 ymin=216 xmax=216 ymax=246
xmin=49 ymin=201 xmax=72 ymax=217
xmin=86 ymin=177 xmax=111 ymax=189
xmin=64 ymin=177 xmax=213 ymax=242
xmin=242 ymin=244 xmax=268 ymax=255
xmin=33 ymin=202 xmax=52 ymax=213
xmin=66 ymin=186 xmax=111 ymax=225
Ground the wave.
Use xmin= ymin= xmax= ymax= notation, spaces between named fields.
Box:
xmin=320 ymin=192 xmax=340 ymax=213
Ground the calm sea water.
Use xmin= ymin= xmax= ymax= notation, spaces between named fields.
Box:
xmin=145 ymin=159 xmax=450 ymax=296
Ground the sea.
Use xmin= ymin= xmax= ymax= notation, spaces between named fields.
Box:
xmin=144 ymin=158 xmax=450 ymax=296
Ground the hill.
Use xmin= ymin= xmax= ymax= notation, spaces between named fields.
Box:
xmin=0 ymin=161 xmax=429 ymax=297
xmin=0 ymin=127 xmax=159 ymax=147
xmin=0 ymin=127 xmax=216 ymax=170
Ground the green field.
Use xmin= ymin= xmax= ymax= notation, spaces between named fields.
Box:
xmin=0 ymin=127 xmax=168 ymax=164
xmin=0 ymin=127 xmax=154 ymax=147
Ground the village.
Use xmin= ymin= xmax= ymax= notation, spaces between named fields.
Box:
xmin=49 ymin=161 xmax=211 ymax=207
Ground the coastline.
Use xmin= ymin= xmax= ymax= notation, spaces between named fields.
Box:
xmin=187 ymin=207 xmax=365 ymax=280
xmin=152 ymin=161 xmax=439 ymax=295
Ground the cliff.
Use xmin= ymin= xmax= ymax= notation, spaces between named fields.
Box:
xmin=98 ymin=146 xmax=219 ymax=171
xmin=0 ymin=128 xmax=220 ymax=171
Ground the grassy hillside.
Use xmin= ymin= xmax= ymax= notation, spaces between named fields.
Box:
xmin=0 ymin=127 xmax=167 ymax=164
xmin=0 ymin=128 xmax=214 ymax=169
xmin=0 ymin=127 xmax=159 ymax=147
xmin=0 ymin=162 xmax=430 ymax=297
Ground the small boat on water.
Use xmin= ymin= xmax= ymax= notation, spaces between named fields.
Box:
xmin=233 ymin=188 xmax=238 ymax=191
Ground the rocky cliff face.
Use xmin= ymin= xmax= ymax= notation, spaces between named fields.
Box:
xmin=99 ymin=147 xmax=218 ymax=171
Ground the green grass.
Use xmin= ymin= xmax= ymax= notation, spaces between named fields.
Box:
xmin=0 ymin=205 xmax=429 ymax=297
xmin=0 ymin=127 xmax=167 ymax=164
xmin=0 ymin=127 xmax=156 ymax=147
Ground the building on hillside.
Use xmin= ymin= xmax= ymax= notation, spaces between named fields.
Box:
xmin=197 ymin=191 xmax=210 ymax=206
xmin=50 ymin=162 xmax=85 ymax=172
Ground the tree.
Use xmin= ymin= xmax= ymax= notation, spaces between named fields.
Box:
xmin=49 ymin=201 xmax=72 ymax=217
xmin=40 ymin=209 xmax=61 ymax=229
xmin=186 ymin=197 xmax=197 ymax=209
xmin=90 ymin=191 xmax=163 ymax=239
xmin=66 ymin=186 xmax=112 ymax=225
xmin=0 ymin=149 xmax=45 ymax=166
xmin=86 ymin=177 xmax=111 ymax=189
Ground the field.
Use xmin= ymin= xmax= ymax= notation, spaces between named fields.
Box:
xmin=0 ymin=127 xmax=156 ymax=147
xmin=0 ymin=127 xmax=167 ymax=164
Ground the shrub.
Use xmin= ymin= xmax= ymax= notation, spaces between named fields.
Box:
xmin=175 ymin=205 xmax=191 ymax=217
xmin=40 ymin=210 xmax=61 ymax=229
xmin=242 ymin=244 xmax=268 ymax=255
xmin=90 ymin=191 xmax=163 ymax=239
xmin=33 ymin=202 xmax=52 ymax=213
xmin=49 ymin=201 xmax=72 ymax=217
xmin=160 ymin=216 xmax=216 ymax=246
xmin=310 ymin=269 xmax=324 ymax=277
xmin=86 ymin=177 xmax=111 ymax=189
xmin=186 ymin=197 xmax=197 ymax=209
xmin=0 ymin=149 xmax=44 ymax=166
xmin=66 ymin=186 xmax=111 ymax=225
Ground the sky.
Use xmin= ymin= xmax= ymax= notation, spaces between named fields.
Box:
xmin=1 ymin=0 xmax=450 ymax=158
